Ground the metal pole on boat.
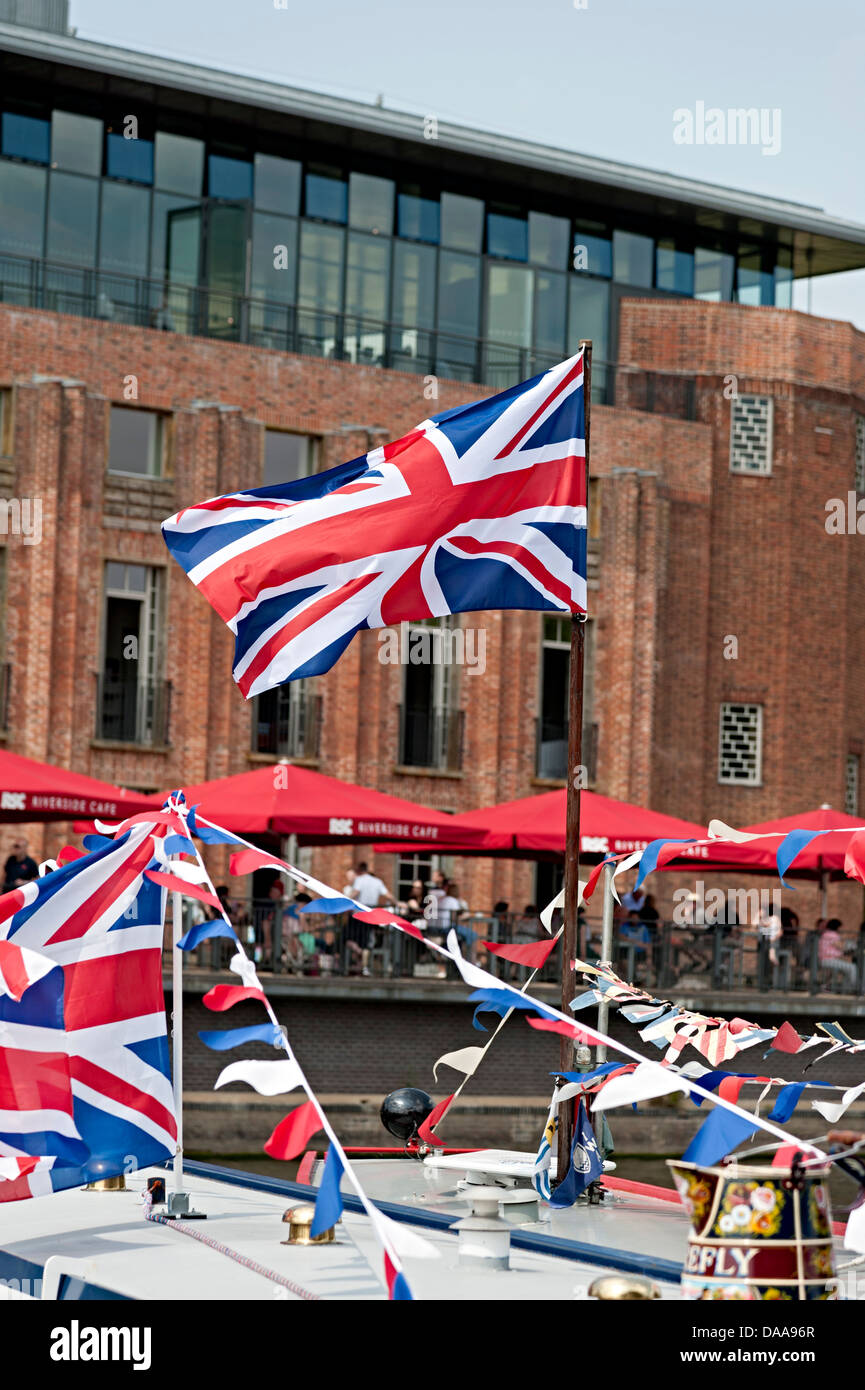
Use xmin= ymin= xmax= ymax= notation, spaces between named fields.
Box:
xmin=166 ymin=888 xmax=204 ymax=1217
xmin=171 ymin=889 xmax=184 ymax=1197
xmin=557 ymin=340 xmax=591 ymax=1183
xmin=595 ymin=864 xmax=615 ymax=1064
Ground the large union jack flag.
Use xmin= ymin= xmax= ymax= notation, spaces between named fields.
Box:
xmin=162 ymin=353 xmax=586 ymax=696
xmin=0 ymin=823 xmax=176 ymax=1202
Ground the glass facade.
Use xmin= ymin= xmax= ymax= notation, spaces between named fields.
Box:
xmin=0 ymin=83 xmax=800 ymax=393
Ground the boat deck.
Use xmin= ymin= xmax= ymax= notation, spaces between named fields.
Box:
xmin=0 ymin=1162 xmax=685 ymax=1301
xmin=1 ymin=1159 xmax=861 ymax=1300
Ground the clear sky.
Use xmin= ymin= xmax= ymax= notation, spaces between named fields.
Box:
xmin=69 ymin=0 xmax=865 ymax=329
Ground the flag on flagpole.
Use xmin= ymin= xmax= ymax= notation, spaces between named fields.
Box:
xmin=163 ymin=354 xmax=587 ymax=696
xmin=311 ymin=1145 xmax=345 ymax=1237
xmin=0 ymin=825 xmax=176 ymax=1202
xmin=548 ymin=1100 xmax=603 ymax=1207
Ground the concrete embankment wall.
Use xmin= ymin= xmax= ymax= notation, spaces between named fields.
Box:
xmin=172 ymin=974 xmax=865 ymax=1154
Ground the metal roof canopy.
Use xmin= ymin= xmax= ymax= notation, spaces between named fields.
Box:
xmin=2 ymin=22 xmax=864 ymax=280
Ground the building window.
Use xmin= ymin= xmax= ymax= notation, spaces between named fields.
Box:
xmin=487 ymin=204 xmax=528 ymax=262
xmin=50 ymin=111 xmax=102 ymax=176
xmin=730 ymin=395 xmax=773 ymax=475
xmin=1 ymin=112 xmax=50 ymax=165
xmin=694 ymin=246 xmax=734 ymax=302
xmin=396 ymin=852 xmax=435 ymax=905
xmin=719 ymin=703 xmax=763 ymax=785
xmin=346 ymin=232 xmax=390 ymax=329
xmin=486 ymin=263 xmax=533 ymax=349
xmin=254 ymin=154 xmax=301 ymax=216
xmin=846 ymin=754 xmax=860 ymax=816
xmin=397 ymin=187 xmax=439 ymax=244
xmin=440 ymin=192 xmax=483 ymax=253
xmin=437 ymin=251 xmax=481 ymax=378
xmin=298 ymin=222 xmax=344 ymax=315
xmin=0 ymin=162 xmax=46 ymax=258
xmin=736 ymin=245 xmax=775 ymax=307
xmin=572 ymin=221 xmax=612 ymax=278
xmin=568 ymin=277 xmax=609 ymax=400
xmin=655 ymin=239 xmax=694 ymax=294
xmin=108 ymin=406 xmax=164 ymax=477
xmin=263 ymin=431 xmax=318 ymax=487
xmin=154 ymin=132 xmax=204 ymax=196
xmin=537 ymin=616 xmax=596 ymax=781
xmin=99 ymin=181 xmax=150 ymax=276
xmin=305 ymin=165 xmax=347 ymax=224
xmin=105 ymin=131 xmax=154 ymax=185
xmin=251 ymin=212 xmax=297 ymax=304
xmin=252 ymin=680 xmax=321 ymax=759
xmin=528 ymin=212 xmax=570 ymax=270
xmin=46 ymin=171 xmax=99 ymax=267
xmin=612 ymin=230 xmax=654 ymax=287
xmin=399 ymin=618 xmax=464 ymax=771
xmin=208 ymin=153 xmax=253 ymax=201
xmin=348 ymin=173 xmax=394 ymax=235
xmin=98 ymin=563 xmax=168 ymax=746
xmin=534 ymin=271 xmax=567 ymax=357
xmin=856 ymin=416 xmax=865 ymax=494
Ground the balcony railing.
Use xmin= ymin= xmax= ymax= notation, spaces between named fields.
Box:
xmin=95 ymin=673 xmax=171 ymax=747
xmin=536 ymin=717 xmax=598 ymax=781
xmin=398 ymin=704 xmax=464 ymax=772
xmin=253 ymin=691 xmax=322 ymax=760
xmin=0 ymin=250 xmax=692 ymax=412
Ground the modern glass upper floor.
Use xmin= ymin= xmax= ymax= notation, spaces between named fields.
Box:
xmin=1 ymin=25 xmax=864 ymax=395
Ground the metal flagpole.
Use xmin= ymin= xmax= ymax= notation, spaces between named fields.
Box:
xmin=171 ymin=890 xmax=184 ymax=1198
xmin=168 ymin=884 xmax=204 ymax=1217
xmin=596 ymin=864 xmax=615 ymax=1063
xmin=557 ymin=340 xmax=591 ymax=1182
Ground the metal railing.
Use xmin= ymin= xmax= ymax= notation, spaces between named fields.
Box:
xmin=177 ymin=901 xmax=564 ymax=981
xmin=580 ymin=924 xmax=865 ymax=998
xmin=94 ymin=672 xmax=172 ymax=747
xmin=174 ymin=902 xmax=865 ymax=1002
xmin=252 ymin=690 xmax=322 ymax=760
xmin=398 ymin=704 xmax=465 ymax=771
xmin=0 ymin=250 xmax=695 ymax=410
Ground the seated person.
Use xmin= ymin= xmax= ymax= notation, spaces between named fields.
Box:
xmin=618 ymin=910 xmax=650 ymax=955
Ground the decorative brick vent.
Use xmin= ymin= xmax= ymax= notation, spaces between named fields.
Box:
xmin=718 ymin=702 xmax=762 ymax=784
xmin=730 ymin=395 xmax=773 ymax=475
xmin=846 ymin=753 xmax=860 ymax=816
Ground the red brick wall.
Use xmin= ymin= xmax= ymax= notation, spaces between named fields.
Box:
xmin=1 ymin=298 xmax=863 ymax=930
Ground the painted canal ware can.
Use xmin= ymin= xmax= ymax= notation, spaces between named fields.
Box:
xmin=667 ymin=1157 xmax=836 ymax=1300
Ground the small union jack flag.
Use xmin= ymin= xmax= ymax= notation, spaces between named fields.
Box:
xmin=0 ymin=824 xmax=176 ymax=1202
xmin=162 ymin=354 xmax=587 ymax=696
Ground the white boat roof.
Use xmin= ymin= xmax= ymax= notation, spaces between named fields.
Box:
xmin=1 ymin=1159 xmax=861 ymax=1300
xmin=0 ymin=1162 xmax=687 ymax=1300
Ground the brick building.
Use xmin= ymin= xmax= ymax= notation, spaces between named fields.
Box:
xmin=2 ymin=14 xmax=865 ymax=923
